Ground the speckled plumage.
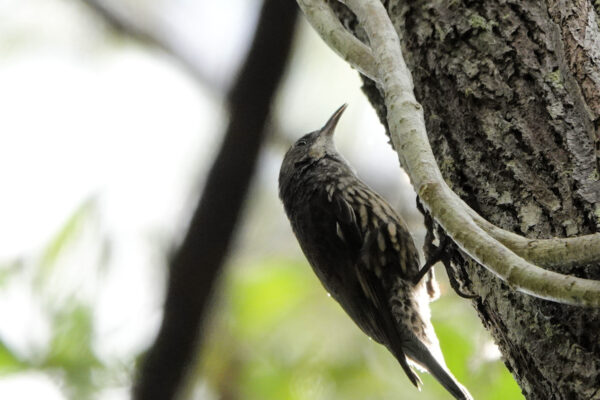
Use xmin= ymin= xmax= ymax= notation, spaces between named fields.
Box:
xmin=279 ymin=105 xmax=472 ymax=400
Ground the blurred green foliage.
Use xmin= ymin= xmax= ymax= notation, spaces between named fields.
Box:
xmin=40 ymin=198 xmax=95 ymax=271
xmin=0 ymin=199 xmax=118 ymax=400
xmin=43 ymin=304 xmax=102 ymax=399
xmin=0 ymin=339 xmax=26 ymax=374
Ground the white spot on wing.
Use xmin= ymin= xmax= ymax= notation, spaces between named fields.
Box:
xmin=359 ymin=204 xmax=368 ymax=230
xmin=336 ymin=222 xmax=345 ymax=241
xmin=387 ymin=223 xmax=397 ymax=240
xmin=388 ymin=222 xmax=400 ymax=251
xmin=377 ymin=231 xmax=386 ymax=251
xmin=372 ymin=203 xmax=386 ymax=220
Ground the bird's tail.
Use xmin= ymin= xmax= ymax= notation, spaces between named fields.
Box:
xmin=404 ymin=334 xmax=473 ymax=400
xmin=419 ymin=351 xmax=472 ymax=400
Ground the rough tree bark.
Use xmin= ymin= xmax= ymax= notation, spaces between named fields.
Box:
xmin=336 ymin=0 xmax=600 ymax=399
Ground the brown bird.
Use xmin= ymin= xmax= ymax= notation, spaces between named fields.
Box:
xmin=278 ymin=104 xmax=472 ymax=400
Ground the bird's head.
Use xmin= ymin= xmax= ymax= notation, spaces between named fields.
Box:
xmin=279 ymin=104 xmax=347 ymax=183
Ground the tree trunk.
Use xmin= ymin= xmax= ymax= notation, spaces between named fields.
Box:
xmin=341 ymin=0 xmax=600 ymax=398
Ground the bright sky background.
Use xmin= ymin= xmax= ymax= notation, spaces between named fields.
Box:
xmin=0 ymin=0 xmax=409 ymax=398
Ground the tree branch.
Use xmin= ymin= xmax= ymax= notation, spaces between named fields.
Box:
xmin=466 ymin=204 xmax=600 ymax=268
xmin=131 ymin=1 xmax=299 ymax=399
xmin=297 ymin=0 xmax=378 ymax=81
xmin=295 ymin=0 xmax=600 ymax=306
xmin=80 ymin=0 xmax=222 ymax=94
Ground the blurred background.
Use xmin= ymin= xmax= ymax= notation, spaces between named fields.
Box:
xmin=0 ymin=0 xmax=522 ymax=398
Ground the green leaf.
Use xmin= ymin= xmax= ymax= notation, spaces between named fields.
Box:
xmin=0 ymin=338 xmax=27 ymax=373
xmin=43 ymin=303 xmax=103 ymax=399
xmin=37 ymin=197 xmax=96 ymax=285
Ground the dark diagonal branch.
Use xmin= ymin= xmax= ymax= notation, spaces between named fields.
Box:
xmin=80 ymin=0 xmax=222 ymax=94
xmin=131 ymin=1 xmax=299 ymax=399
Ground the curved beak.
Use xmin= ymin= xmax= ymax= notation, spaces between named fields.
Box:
xmin=320 ymin=104 xmax=348 ymax=137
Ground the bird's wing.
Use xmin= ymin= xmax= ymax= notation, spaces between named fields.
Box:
xmin=343 ymin=185 xmax=422 ymax=279
xmin=354 ymin=228 xmax=423 ymax=389
xmin=327 ymin=191 xmax=424 ymax=389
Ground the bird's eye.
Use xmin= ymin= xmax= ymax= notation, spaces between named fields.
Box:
xmin=296 ymin=139 xmax=308 ymax=147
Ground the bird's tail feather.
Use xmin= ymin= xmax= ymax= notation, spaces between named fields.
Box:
xmin=422 ymin=351 xmax=472 ymax=400
xmin=404 ymin=336 xmax=473 ymax=400
xmin=393 ymin=350 xmax=422 ymax=390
